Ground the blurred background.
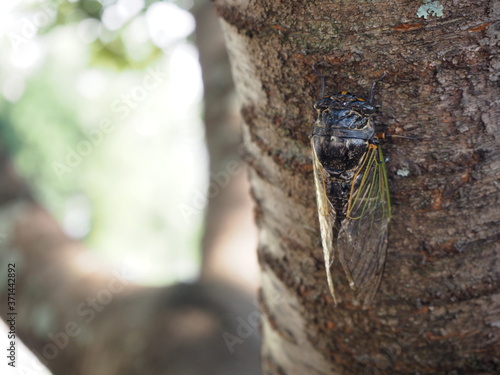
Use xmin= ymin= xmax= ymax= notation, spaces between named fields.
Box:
xmin=0 ymin=0 xmax=260 ymax=374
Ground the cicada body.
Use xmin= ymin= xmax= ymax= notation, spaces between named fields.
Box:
xmin=311 ymin=78 xmax=391 ymax=308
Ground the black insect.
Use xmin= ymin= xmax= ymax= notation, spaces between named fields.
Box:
xmin=311 ymin=70 xmax=391 ymax=308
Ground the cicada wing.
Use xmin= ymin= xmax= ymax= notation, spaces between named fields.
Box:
xmin=337 ymin=145 xmax=391 ymax=307
xmin=311 ymin=138 xmax=338 ymax=305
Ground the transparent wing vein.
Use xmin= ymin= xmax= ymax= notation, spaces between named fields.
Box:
xmin=337 ymin=145 xmax=391 ymax=307
xmin=311 ymin=138 xmax=338 ymax=304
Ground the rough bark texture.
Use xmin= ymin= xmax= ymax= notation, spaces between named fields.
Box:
xmin=213 ymin=0 xmax=500 ymax=374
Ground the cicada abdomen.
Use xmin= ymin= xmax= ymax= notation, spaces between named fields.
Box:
xmin=311 ymin=73 xmax=391 ymax=308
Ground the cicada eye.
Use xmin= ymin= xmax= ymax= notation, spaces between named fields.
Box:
xmin=314 ymin=98 xmax=330 ymax=111
xmin=352 ymin=102 xmax=375 ymax=114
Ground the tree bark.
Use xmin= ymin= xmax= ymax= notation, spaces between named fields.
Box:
xmin=213 ymin=0 xmax=500 ymax=374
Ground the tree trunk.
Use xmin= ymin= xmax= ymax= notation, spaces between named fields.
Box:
xmin=213 ymin=0 xmax=500 ymax=374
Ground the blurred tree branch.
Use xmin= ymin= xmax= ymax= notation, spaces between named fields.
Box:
xmin=0 ymin=1 xmax=261 ymax=374
xmin=194 ymin=0 xmax=259 ymax=292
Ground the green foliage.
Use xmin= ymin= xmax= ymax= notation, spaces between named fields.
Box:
xmin=1 ymin=0 xmax=203 ymax=286
xmin=40 ymin=0 xmax=166 ymax=70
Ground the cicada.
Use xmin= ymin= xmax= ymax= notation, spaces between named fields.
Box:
xmin=311 ymin=72 xmax=391 ymax=308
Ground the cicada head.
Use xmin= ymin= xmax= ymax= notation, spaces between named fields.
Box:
xmin=314 ymin=93 xmax=376 ymax=131
xmin=314 ymin=93 xmax=376 ymax=115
